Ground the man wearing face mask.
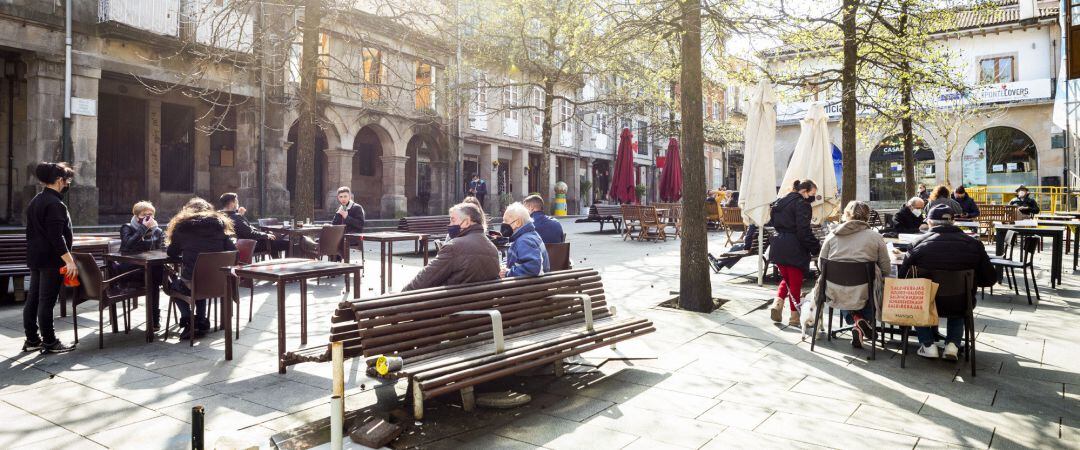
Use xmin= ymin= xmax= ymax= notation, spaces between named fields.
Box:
xmin=894 ymin=197 xmax=927 ymax=234
xmin=402 ymin=203 xmax=500 ymax=291
xmin=23 ymin=162 xmax=77 ymax=353
xmin=1008 ymin=185 xmax=1040 ymax=217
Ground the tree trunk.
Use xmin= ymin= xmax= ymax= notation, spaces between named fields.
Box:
xmin=677 ymin=0 xmax=712 ymax=312
xmin=899 ymin=4 xmax=916 ymax=199
xmin=840 ymin=0 xmax=858 ymax=205
xmin=540 ymin=82 xmax=556 ymax=206
xmin=293 ymin=0 xmax=322 ymax=221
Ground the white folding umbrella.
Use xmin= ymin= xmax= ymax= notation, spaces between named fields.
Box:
xmin=739 ymin=81 xmax=777 ymax=285
xmin=779 ymin=103 xmax=839 ymax=225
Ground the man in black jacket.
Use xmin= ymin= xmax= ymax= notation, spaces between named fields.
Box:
xmin=218 ymin=193 xmax=288 ymax=255
xmin=893 ymin=197 xmax=927 ymax=234
xmin=952 ymin=185 xmax=980 ymax=218
xmin=23 ymin=162 xmax=77 ymax=353
xmin=1008 ymin=185 xmax=1040 ymax=216
xmin=331 ymin=187 xmax=365 ymax=233
xmin=899 ymin=204 xmax=996 ymax=361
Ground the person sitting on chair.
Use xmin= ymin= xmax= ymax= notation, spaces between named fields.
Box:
xmin=218 ymin=193 xmax=288 ymax=256
xmin=952 ymin=185 xmax=980 ymax=219
xmin=331 ymin=187 xmax=365 ymax=233
xmin=403 ymin=203 xmax=500 ymax=291
xmin=1008 ymin=185 xmax=1040 ymax=217
xmin=927 ymin=185 xmax=962 ymax=217
xmin=893 ymin=197 xmax=927 ymax=234
xmin=500 ymin=202 xmax=550 ymax=278
xmin=165 ymin=198 xmax=237 ymax=340
xmin=522 ymin=194 xmax=564 ymax=244
xmin=898 ymin=204 xmax=996 ymax=361
xmin=813 ymin=201 xmax=892 ymax=349
xmin=118 ymin=201 xmax=166 ymax=329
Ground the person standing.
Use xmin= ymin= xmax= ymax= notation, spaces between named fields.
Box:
xmin=332 ymin=187 xmax=365 ymax=233
xmin=467 ymin=175 xmax=488 ymax=205
xmin=22 ymin=162 xmax=78 ymax=353
xmin=118 ymin=201 xmax=166 ymax=329
xmin=917 ymin=184 xmax=930 ymax=202
xmin=766 ymin=179 xmax=821 ymax=326
xmin=1008 ymin=185 xmax=1040 ymax=217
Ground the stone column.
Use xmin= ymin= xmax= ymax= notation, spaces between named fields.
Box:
xmin=547 ymin=153 xmax=558 ymax=203
xmin=146 ymin=100 xmax=162 ymax=202
xmin=21 ymin=57 xmax=63 ymax=224
xmin=380 ymin=155 xmax=409 ymax=218
xmin=583 ymin=157 xmax=594 ymax=205
xmin=431 ymin=160 xmax=449 ymax=213
xmin=477 ymin=143 xmax=497 ymax=212
xmin=566 ymin=157 xmax=580 ymax=214
xmin=67 ymin=65 xmax=101 ymax=224
xmin=510 ymin=147 xmax=526 ymax=200
xmin=324 ymin=147 xmax=357 ymax=210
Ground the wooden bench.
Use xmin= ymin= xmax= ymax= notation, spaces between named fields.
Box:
xmin=282 ymin=268 xmax=654 ymax=419
xmin=575 ymin=204 xmax=623 ymax=233
xmin=398 ymin=215 xmax=450 ymax=253
xmin=0 ymin=236 xmax=30 ymax=301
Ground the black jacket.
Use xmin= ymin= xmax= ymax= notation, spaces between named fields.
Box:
xmin=893 ymin=205 xmax=925 ymax=234
xmin=223 ymin=210 xmax=272 ymax=241
xmin=899 ymin=225 xmax=997 ymax=316
xmin=166 ymin=215 xmax=237 ymax=280
xmin=1008 ymin=196 xmax=1040 ymax=215
xmin=331 ymin=203 xmax=365 ymax=234
xmin=25 ymin=187 xmax=73 ymax=269
xmin=766 ymin=192 xmax=820 ymax=272
xmin=954 ymin=195 xmax=980 ymax=218
xmin=120 ymin=222 xmax=165 ymax=253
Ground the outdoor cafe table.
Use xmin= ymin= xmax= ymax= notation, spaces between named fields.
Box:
xmin=994 ymin=224 xmax=1066 ymax=288
xmin=103 ymin=249 xmax=177 ymax=342
xmin=258 ymin=224 xmax=323 ymax=257
xmin=345 ymin=232 xmax=430 ymax=294
xmin=222 ymin=258 xmax=362 ymax=374
xmin=1036 ymin=219 xmax=1080 ymax=270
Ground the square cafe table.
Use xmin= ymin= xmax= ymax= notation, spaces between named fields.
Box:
xmin=103 ymin=249 xmax=177 ymax=342
xmin=1036 ymin=219 xmax=1080 ymax=270
xmin=994 ymin=224 xmax=1066 ymax=288
xmin=258 ymin=224 xmax=323 ymax=257
xmin=222 ymin=258 xmax=362 ymax=373
xmin=346 ymin=232 xmax=430 ymax=294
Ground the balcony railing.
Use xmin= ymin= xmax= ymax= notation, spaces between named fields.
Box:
xmin=98 ymin=0 xmax=180 ymax=37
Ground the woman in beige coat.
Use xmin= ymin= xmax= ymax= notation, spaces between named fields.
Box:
xmin=813 ymin=201 xmax=892 ymax=349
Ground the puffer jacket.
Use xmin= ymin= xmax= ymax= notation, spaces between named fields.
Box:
xmin=813 ymin=220 xmax=892 ymax=310
xmin=120 ymin=221 xmax=165 ymax=253
xmin=166 ymin=214 xmax=237 ymax=280
xmin=1008 ymin=195 xmax=1040 ymax=216
xmin=506 ymin=221 xmax=550 ymax=277
xmin=766 ymin=192 xmax=820 ymax=272
xmin=403 ymin=224 xmax=500 ymax=291
xmin=898 ymin=225 xmax=997 ymax=316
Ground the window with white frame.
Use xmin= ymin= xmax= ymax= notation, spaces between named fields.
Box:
xmin=532 ymin=87 xmax=544 ymax=142
xmin=502 ymin=85 xmax=520 ymax=137
xmin=593 ymin=109 xmax=609 ymax=150
xmin=469 ymin=72 xmax=488 ymax=131
xmin=979 ymin=56 xmax=1015 ymax=83
xmin=362 ymin=47 xmax=383 ymax=101
xmin=559 ymin=99 xmax=574 ymax=147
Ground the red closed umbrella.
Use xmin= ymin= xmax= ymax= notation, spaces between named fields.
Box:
xmin=608 ymin=128 xmax=637 ymax=204
xmin=658 ymin=137 xmax=682 ymax=202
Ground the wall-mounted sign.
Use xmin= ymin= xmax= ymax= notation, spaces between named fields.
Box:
xmin=71 ymin=97 xmax=97 ymax=116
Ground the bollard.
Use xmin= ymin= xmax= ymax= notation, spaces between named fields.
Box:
xmin=192 ymin=405 xmax=205 ymax=450
xmin=331 ymin=341 xmax=345 ymax=450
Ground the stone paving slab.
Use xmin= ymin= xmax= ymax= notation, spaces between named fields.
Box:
xmin=0 ymin=220 xmax=1079 ymax=448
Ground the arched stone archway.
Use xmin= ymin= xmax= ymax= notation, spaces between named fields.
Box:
xmin=352 ymin=125 xmax=388 ymax=217
xmin=961 ymin=126 xmax=1038 ymax=188
xmin=404 ymin=130 xmax=451 ymax=216
xmin=868 ymin=134 xmax=935 ymax=203
xmin=286 ymin=122 xmax=329 ymax=211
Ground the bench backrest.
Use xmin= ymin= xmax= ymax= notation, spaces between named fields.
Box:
xmin=620 ymin=204 xmax=640 ymax=221
xmin=593 ymin=204 xmax=622 ymax=217
xmin=327 ymin=268 xmax=610 ymax=364
xmin=705 ymin=201 xmax=721 ymax=221
xmin=0 ymin=237 xmax=27 ymax=265
xmin=721 ymin=207 xmax=743 ymax=227
xmin=398 ymin=216 xmax=452 ymax=234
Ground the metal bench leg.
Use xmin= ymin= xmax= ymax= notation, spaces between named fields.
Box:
xmin=14 ymin=276 xmax=25 ymax=302
xmin=553 ymin=359 xmax=565 ymax=377
xmin=461 ymin=386 xmax=476 ymax=412
xmin=412 ymin=379 xmax=425 ymax=420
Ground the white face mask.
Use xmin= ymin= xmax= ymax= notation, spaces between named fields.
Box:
xmin=913 ymin=209 xmax=923 ymax=216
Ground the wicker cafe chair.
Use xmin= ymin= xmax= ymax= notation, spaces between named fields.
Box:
xmin=810 ymin=259 xmax=879 ymax=360
xmin=71 ymin=253 xmax=146 ymax=349
xmin=897 ymin=268 xmax=977 ymax=377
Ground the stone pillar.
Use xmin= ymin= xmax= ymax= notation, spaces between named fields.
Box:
xmin=431 ymin=161 xmax=449 ymax=214
xmin=67 ymin=65 xmax=101 ymax=224
xmin=146 ymin=100 xmax=162 ymax=202
xmin=547 ymin=153 xmax=558 ymax=205
xmin=477 ymin=143 xmax=497 ymax=212
xmin=566 ymin=157 xmax=580 ymax=214
xmin=21 ymin=57 xmax=63 ymax=224
xmin=380 ymin=155 xmax=408 ymax=218
xmin=583 ymin=157 xmax=594 ymax=205
xmin=324 ymin=147 xmax=356 ymax=209
xmin=510 ymin=147 xmax=526 ymax=200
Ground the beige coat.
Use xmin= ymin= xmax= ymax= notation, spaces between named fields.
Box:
xmin=813 ymin=220 xmax=892 ymax=310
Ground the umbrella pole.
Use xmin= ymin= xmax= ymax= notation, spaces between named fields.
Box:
xmin=757 ymin=229 xmax=764 ymax=286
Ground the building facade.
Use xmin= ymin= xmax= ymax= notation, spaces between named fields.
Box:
xmin=767 ymin=0 xmax=1063 ymax=207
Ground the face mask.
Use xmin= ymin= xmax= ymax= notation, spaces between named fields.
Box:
xmin=1018 ymin=192 xmax=1027 ymax=198
xmin=804 ymin=196 xmax=814 ymax=204
xmin=447 ymin=225 xmax=462 ymax=239
xmin=913 ymin=209 xmax=923 ymax=216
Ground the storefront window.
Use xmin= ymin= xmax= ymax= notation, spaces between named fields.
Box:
xmin=869 ymin=134 xmax=935 ymax=202
xmin=962 ymin=126 xmax=1037 ymax=187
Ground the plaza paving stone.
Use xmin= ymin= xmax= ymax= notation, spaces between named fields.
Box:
xmin=0 ymin=219 xmax=1078 ymax=448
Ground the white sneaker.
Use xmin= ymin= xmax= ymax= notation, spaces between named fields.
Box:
xmin=917 ymin=344 xmax=940 ymax=359
xmin=942 ymin=342 xmax=959 ymax=361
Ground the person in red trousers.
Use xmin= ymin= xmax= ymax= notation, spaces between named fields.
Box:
xmin=766 ymin=179 xmax=821 ymax=326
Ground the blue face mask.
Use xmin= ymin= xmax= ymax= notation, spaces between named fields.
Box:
xmin=447 ymin=225 xmax=462 ymax=239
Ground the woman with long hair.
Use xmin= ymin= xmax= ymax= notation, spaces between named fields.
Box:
xmin=927 ymin=185 xmax=962 ymax=216
xmin=165 ymin=198 xmax=236 ymax=340
xmin=767 ymin=179 xmax=821 ymax=326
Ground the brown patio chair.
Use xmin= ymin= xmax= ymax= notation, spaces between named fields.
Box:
xmin=163 ymin=251 xmax=238 ymax=346
xmin=71 ymin=253 xmax=146 ymax=349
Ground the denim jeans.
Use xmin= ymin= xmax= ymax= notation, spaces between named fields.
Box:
xmin=841 ymin=300 xmax=876 ymax=325
xmin=916 ymin=318 xmax=965 ymax=346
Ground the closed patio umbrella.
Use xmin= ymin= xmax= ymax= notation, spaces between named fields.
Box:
xmin=739 ymin=81 xmax=777 ymax=285
xmin=608 ymin=128 xmax=637 ymax=204
xmin=779 ymin=103 xmax=839 ymax=224
xmin=658 ymin=138 xmax=682 ymax=202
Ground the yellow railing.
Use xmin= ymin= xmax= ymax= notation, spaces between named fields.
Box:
xmin=966 ymin=186 xmax=1080 ymax=214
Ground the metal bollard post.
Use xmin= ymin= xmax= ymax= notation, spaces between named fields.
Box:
xmin=192 ymin=405 xmax=205 ymax=450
